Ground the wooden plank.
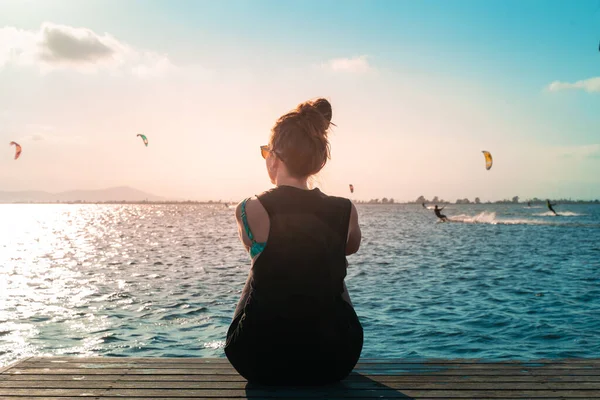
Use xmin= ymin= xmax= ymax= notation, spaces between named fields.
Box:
xmin=25 ymin=397 xmax=598 ymax=400
xmin=1 ymin=379 xmax=599 ymax=390
xmin=2 ymin=357 xmax=600 ymax=399
xmin=30 ymin=356 xmax=600 ymax=364
xmin=19 ymin=361 xmax=600 ymax=371
xmin=7 ymin=367 xmax=600 ymax=376
xmin=6 ymin=385 xmax=597 ymax=397
xmin=14 ymin=360 xmax=600 ymax=369
xmin=0 ymin=387 xmax=598 ymax=398
xmin=4 ymin=373 xmax=600 ymax=383
xmin=0 ymin=388 xmax=108 ymax=396
xmin=1 ymin=374 xmax=246 ymax=382
xmin=0 ymin=398 xmax=102 ymax=400
xmin=89 ymin=388 xmax=600 ymax=397
xmin=49 ymin=396 xmax=600 ymax=400
xmin=2 ymin=396 xmax=594 ymax=400
xmin=0 ymin=357 xmax=30 ymax=374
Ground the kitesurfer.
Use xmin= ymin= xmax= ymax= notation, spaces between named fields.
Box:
xmin=434 ymin=205 xmax=448 ymax=221
xmin=546 ymin=199 xmax=557 ymax=216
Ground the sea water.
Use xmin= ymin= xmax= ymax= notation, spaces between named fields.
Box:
xmin=1 ymin=203 xmax=599 ymax=367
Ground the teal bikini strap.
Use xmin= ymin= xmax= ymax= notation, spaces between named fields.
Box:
xmin=241 ymin=198 xmax=266 ymax=258
xmin=241 ymin=198 xmax=256 ymax=243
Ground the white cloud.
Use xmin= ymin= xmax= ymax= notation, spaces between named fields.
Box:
xmin=131 ymin=53 xmax=176 ymax=79
xmin=38 ymin=23 xmax=120 ymax=64
xmin=0 ymin=22 xmax=174 ymax=77
xmin=321 ymin=55 xmax=372 ymax=73
xmin=546 ymin=77 xmax=600 ymax=93
xmin=0 ymin=26 xmax=37 ymax=67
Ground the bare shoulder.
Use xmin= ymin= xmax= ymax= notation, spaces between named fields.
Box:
xmin=235 ymin=196 xmax=270 ymax=243
xmin=235 ymin=197 xmax=267 ymax=221
xmin=245 ymin=197 xmax=268 ymax=219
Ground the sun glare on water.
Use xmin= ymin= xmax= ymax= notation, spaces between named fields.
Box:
xmin=0 ymin=205 xmax=114 ymax=362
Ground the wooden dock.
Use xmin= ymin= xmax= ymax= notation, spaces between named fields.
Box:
xmin=1 ymin=357 xmax=599 ymax=399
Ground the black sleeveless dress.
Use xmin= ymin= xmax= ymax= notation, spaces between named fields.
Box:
xmin=224 ymin=186 xmax=363 ymax=385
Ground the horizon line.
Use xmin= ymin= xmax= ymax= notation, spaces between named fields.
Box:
xmin=1 ymin=199 xmax=599 ymax=205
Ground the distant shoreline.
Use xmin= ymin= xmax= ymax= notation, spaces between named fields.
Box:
xmin=0 ymin=200 xmax=234 ymax=205
xmin=1 ymin=200 xmax=599 ymax=205
xmin=361 ymin=200 xmax=600 ymax=205
xmin=2 ymin=186 xmax=598 ymax=205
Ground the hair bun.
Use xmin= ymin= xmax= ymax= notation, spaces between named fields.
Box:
xmin=312 ymin=98 xmax=333 ymax=123
xmin=295 ymin=98 xmax=334 ymax=135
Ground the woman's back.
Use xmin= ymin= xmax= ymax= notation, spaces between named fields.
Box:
xmin=249 ymin=186 xmax=351 ymax=320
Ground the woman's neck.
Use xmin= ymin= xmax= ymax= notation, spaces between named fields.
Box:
xmin=274 ymin=174 xmax=309 ymax=190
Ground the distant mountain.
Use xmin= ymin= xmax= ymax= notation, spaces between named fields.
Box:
xmin=0 ymin=186 xmax=166 ymax=203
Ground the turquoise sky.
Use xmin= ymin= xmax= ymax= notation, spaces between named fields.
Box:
xmin=1 ymin=0 xmax=599 ymax=201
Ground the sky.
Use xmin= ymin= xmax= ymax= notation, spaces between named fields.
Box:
xmin=1 ymin=0 xmax=599 ymax=202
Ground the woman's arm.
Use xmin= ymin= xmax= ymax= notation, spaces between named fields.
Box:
xmin=346 ymin=202 xmax=361 ymax=255
xmin=235 ymin=201 xmax=252 ymax=253
xmin=235 ymin=197 xmax=270 ymax=254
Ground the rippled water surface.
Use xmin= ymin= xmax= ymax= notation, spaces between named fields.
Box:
xmin=1 ymin=203 xmax=599 ymax=366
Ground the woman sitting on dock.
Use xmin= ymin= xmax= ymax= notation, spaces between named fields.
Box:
xmin=224 ymin=98 xmax=363 ymax=386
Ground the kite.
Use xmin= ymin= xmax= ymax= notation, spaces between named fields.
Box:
xmin=349 ymin=184 xmax=354 ymax=193
xmin=9 ymin=141 xmax=21 ymax=160
xmin=482 ymin=150 xmax=493 ymax=170
xmin=137 ymin=134 xmax=148 ymax=147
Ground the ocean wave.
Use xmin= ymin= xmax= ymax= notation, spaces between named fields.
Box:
xmin=533 ymin=211 xmax=583 ymax=217
xmin=445 ymin=211 xmax=542 ymax=225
